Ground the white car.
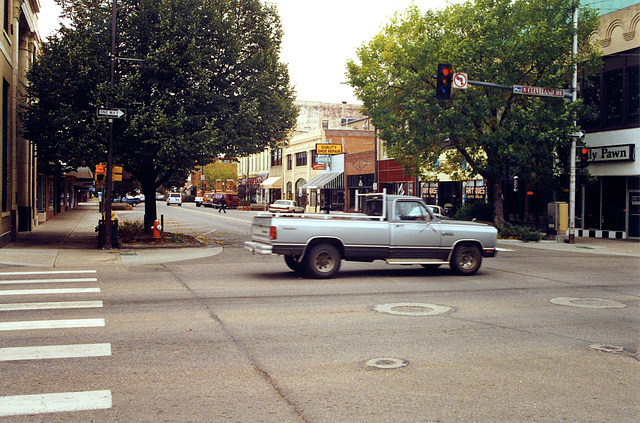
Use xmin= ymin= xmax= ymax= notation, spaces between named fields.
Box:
xmin=269 ymin=200 xmax=304 ymax=213
xmin=166 ymin=192 xmax=182 ymax=206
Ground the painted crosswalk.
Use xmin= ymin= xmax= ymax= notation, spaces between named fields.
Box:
xmin=0 ymin=300 xmax=103 ymax=311
xmin=0 ymin=390 xmax=113 ymax=417
xmin=0 ymin=269 xmax=112 ymax=417
xmin=0 ymin=343 xmax=112 ymax=361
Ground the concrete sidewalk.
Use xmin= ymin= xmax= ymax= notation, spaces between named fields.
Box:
xmin=0 ymin=200 xmax=222 ymax=268
xmin=0 ymin=199 xmax=637 ymax=268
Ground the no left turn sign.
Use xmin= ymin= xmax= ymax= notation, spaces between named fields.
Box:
xmin=453 ymin=73 xmax=468 ymax=89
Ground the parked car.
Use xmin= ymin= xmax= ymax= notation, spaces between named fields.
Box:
xmin=269 ymin=200 xmax=304 ymax=213
xmin=155 ymin=192 xmax=165 ymax=200
xmin=209 ymin=193 xmax=240 ymax=209
xmin=121 ymin=195 xmax=141 ymax=206
xmin=166 ymin=192 xmax=182 ymax=206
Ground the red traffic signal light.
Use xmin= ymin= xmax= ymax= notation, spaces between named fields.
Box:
xmin=436 ymin=63 xmax=453 ymax=100
xmin=580 ymin=147 xmax=590 ymax=167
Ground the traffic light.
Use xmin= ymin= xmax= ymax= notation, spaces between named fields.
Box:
xmin=112 ymin=166 xmax=123 ymax=182
xmin=436 ymin=63 xmax=453 ymax=99
xmin=580 ymin=147 xmax=590 ymax=167
xmin=95 ymin=163 xmax=106 ymax=183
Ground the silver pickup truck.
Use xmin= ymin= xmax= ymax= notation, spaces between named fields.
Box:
xmin=245 ymin=193 xmax=498 ymax=279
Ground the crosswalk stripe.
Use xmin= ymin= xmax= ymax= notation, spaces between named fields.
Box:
xmin=0 ymin=343 xmax=111 ymax=361
xmin=0 ymin=301 xmax=103 ymax=311
xmin=0 ymin=278 xmax=98 ymax=284
xmin=0 ymin=288 xmax=100 ymax=296
xmin=0 ymin=319 xmax=105 ymax=331
xmin=0 ymin=390 xmax=112 ymax=416
xmin=0 ymin=270 xmax=97 ymax=276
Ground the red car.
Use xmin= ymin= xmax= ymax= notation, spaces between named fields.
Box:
xmin=209 ymin=193 xmax=240 ymax=209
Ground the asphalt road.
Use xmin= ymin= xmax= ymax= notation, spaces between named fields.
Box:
xmin=1 ymin=205 xmax=638 ymax=422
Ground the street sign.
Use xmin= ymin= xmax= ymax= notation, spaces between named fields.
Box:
xmin=316 ymin=143 xmax=342 ymax=155
xmin=453 ymin=73 xmax=468 ymax=89
xmin=513 ymin=85 xmax=564 ymax=98
xmin=96 ymin=107 xmax=126 ymax=119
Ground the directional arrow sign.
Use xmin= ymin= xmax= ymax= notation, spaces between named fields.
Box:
xmin=96 ymin=107 xmax=126 ymax=119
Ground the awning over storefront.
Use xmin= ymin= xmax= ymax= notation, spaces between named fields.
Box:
xmin=302 ymin=172 xmax=344 ymax=190
xmin=260 ymin=176 xmax=282 ymax=189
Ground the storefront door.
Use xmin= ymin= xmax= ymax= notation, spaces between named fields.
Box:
xmin=629 ymin=191 xmax=640 ymax=239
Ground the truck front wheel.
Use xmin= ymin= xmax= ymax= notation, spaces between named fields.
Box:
xmin=450 ymin=243 xmax=482 ymax=275
xmin=305 ymin=244 xmax=341 ymax=279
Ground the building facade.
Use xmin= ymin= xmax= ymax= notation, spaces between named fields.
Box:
xmin=580 ymin=1 xmax=640 ymax=239
xmin=1 ymin=0 xmax=40 ymax=247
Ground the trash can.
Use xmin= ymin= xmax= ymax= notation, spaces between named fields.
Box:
xmin=97 ymin=219 xmax=118 ymax=248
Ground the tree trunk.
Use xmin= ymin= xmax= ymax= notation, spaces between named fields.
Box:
xmin=491 ymin=178 xmax=505 ymax=229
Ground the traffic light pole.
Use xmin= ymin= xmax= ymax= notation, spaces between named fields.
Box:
xmin=568 ymin=5 xmax=579 ymax=245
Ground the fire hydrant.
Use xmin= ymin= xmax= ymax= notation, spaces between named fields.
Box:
xmin=152 ymin=219 xmax=162 ymax=239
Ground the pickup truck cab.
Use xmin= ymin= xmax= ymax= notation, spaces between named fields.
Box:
xmin=195 ymin=192 xmax=213 ymax=207
xmin=245 ymin=192 xmax=497 ymax=279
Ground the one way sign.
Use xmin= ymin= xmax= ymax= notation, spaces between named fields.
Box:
xmin=96 ymin=107 xmax=126 ymax=119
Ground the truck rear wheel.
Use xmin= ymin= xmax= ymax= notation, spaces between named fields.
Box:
xmin=450 ymin=243 xmax=482 ymax=275
xmin=284 ymin=255 xmax=306 ymax=273
xmin=305 ymin=244 xmax=341 ymax=279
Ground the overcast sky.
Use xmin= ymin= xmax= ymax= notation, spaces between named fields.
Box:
xmin=38 ymin=0 xmax=451 ymax=104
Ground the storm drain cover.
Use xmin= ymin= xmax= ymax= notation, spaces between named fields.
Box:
xmin=549 ymin=297 xmax=626 ymax=309
xmin=364 ymin=357 xmax=409 ymax=370
xmin=373 ymin=302 xmax=451 ymax=317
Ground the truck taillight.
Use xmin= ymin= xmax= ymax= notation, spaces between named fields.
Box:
xmin=269 ymin=226 xmax=277 ymax=240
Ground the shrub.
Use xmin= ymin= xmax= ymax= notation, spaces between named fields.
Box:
xmin=182 ymin=195 xmax=195 ymax=202
xmin=499 ymin=223 xmax=543 ymax=242
xmin=453 ymin=201 xmax=493 ymax=222
xmin=118 ymin=220 xmax=144 ymax=237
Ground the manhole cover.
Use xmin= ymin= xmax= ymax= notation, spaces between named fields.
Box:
xmin=364 ymin=357 xmax=409 ymax=369
xmin=549 ymin=297 xmax=626 ymax=309
xmin=373 ymin=302 xmax=451 ymax=316
xmin=587 ymin=344 xmax=625 ymax=354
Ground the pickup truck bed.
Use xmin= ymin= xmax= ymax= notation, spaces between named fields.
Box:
xmin=245 ymin=194 xmax=497 ymax=278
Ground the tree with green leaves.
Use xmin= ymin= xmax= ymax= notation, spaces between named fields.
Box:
xmin=24 ymin=0 xmax=297 ymax=230
xmin=202 ymin=161 xmax=237 ymax=191
xmin=347 ymin=0 xmax=600 ymax=227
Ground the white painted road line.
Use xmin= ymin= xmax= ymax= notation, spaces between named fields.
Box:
xmin=0 ymin=270 xmax=97 ymax=276
xmin=0 ymin=390 xmax=112 ymax=416
xmin=0 ymin=343 xmax=112 ymax=361
xmin=0 ymin=287 xmax=101 ymax=296
xmin=0 ymin=278 xmax=98 ymax=284
xmin=0 ymin=318 xmax=105 ymax=331
xmin=0 ymin=301 xmax=103 ymax=311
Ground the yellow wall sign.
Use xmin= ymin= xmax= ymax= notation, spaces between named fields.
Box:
xmin=316 ymin=143 xmax=342 ymax=155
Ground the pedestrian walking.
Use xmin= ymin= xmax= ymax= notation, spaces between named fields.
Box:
xmin=219 ymin=196 xmax=227 ymax=213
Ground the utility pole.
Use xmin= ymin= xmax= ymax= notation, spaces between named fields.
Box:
xmin=568 ymin=4 xmax=579 ymax=244
xmin=103 ymin=0 xmax=117 ymax=248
